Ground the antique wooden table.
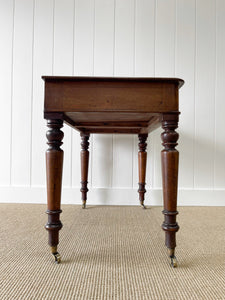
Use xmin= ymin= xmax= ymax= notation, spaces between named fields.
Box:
xmin=43 ymin=76 xmax=184 ymax=267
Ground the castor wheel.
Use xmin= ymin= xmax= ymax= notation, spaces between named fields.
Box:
xmin=53 ymin=252 xmax=61 ymax=264
xmin=51 ymin=246 xmax=61 ymax=264
xmin=82 ymin=202 xmax=86 ymax=209
xmin=168 ymin=248 xmax=178 ymax=268
xmin=140 ymin=201 xmax=146 ymax=209
xmin=170 ymin=256 xmax=177 ymax=268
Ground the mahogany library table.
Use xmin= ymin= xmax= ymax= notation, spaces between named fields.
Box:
xmin=43 ymin=76 xmax=184 ymax=267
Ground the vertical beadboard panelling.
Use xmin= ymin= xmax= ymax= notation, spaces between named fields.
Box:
xmin=112 ymin=0 xmax=135 ymax=188
xmin=74 ymin=0 xmax=95 ymax=75
xmin=214 ymin=0 xmax=225 ymax=188
xmin=1 ymin=0 xmax=225 ymax=205
xmin=133 ymin=0 xmax=155 ymax=192
xmin=155 ymin=0 xmax=176 ymax=76
xmin=154 ymin=0 xmax=176 ymax=188
xmin=94 ymin=0 xmax=114 ymax=76
xmin=53 ymin=0 xmax=74 ymax=187
xmin=92 ymin=0 xmax=114 ymax=188
xmin=176 ymin=0 xmax=195 ymax=188
xmin=71 ymin=131 xmax=81 ymax=188
xmin=11 ymin=0 xmax=34 ymax=186
xmin=0 ymin=0 xmax=14 ymax=185
xmin=31 ymin=0 xmax=54 ymax=186
xmin=135 ymin=0 xmax=155 ymax=76
xmin=92 ymin=135 xmax=113 ymax=188
xmin=194 ymin=0 xmax=216 ymax=188
xmin=114 ymin=0 xmax=135 ymax=76
xmin=72 ymin=0 xmax=95 ymax=188
xmin=112 ymin=135 xmax=133 ymax=188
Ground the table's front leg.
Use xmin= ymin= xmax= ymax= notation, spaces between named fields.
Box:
xmin=161 ymin=113 xmax=180 ymax=267
xmin=45 ymin=119 xmax=64 ymax=263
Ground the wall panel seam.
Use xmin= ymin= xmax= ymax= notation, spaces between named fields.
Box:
xmin=153 ymin=0 xmax=156 ymax=76
xmin=91 ymin=0 xmax=96 ymax=187
xmin=132 ymin=0 xmax=136 ymax=189
xmin=111 ymin=0 xmax=116 ymax=188
xmin=70 ymin=0 xmax=76 ymax=187
xmin=9 ymin=0 xmax=16 ymax=187
xmin=92 ymin=0 xmax=96 ymax=75
xmin=193 ymin=0 xmax=197 ymax=189
xmin=133 ymin=0 xmax=136 ymax=76
xmin=113 ymin=0 xmax=116 ymax=76
xmin=52 ymin=0 xmax=55 ymax=74
xmin=30 ymin=0 xmax=35 ymax=187
xmin=213 ymin=0 xmax=217 ymax=189
xmin=174 ymin=0 xmax=177 ymax=76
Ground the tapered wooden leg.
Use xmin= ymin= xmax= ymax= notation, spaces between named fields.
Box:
xmin=45 ymin=119 xmax=64 ymax=263
xmin=138 ymin=134 xmax=148 ymax=209
xmin=161 ymin=113 xmax=180 ymax=267
xmin=80 ymin=132 xmax=90 ymax=209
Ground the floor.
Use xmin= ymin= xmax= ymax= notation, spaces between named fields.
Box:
xmin=0 ymin=204 xmax=224 ymax=299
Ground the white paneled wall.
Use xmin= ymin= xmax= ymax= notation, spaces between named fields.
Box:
xmin=0 ymin=0 xmax=225 ymax=205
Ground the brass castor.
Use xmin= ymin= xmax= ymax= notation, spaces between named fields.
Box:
xmin=51 ymin=246 xmax=61 ymax=264
xmin=170 ymin=256 xmax=177 ymax=268
xmin=140 ymin=201 xmax=146 ymax=209
xmin=168 ymin=248 xmax=178 ymax=268
xmin=82 ymin=202 xmax=86 ymax=209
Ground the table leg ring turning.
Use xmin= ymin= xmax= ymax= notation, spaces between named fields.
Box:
xmin=45 ymin=119 xmax=64 ymax=263
xmin=80 ymin=133 xmax=90 ymax=209
xmin=138 ymin=134 xmax=148 ymax=209
xmin=161 ymin=113 xmax=180 ymax=267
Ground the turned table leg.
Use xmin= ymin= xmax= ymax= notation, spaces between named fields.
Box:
xmin=138 ymin=134 xmax=148 ymax=209
xmin=45 ymin=119 xmax=64 ymax=263
xmin=161 ymin=113 xmax=180 ymax=267
xmin=80 ymin=133 xmax=90 ymax=209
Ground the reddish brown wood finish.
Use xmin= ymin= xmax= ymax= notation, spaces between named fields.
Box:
xmin=43 ymin=76 xmax=184 ymax=265
xmin=45 ymin=119 xmax=64 ymax=248
xmin=43 ymin=76 xmax=183 ymax=114
xmin=80 ymin=133 xmax=90 ymax=209
xmin=161 ymin=113 xmax=180 ymax=255
xmin=138 ymin=134 xmax=148 ymax=208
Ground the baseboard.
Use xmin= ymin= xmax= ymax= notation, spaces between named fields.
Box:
xmin=0 ymin=187 xmax=224 ymax=206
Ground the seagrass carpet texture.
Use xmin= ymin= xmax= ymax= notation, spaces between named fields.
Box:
xmin=0 ymin=204 xmax=224 ymax=300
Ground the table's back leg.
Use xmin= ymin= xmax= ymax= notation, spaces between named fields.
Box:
xmin=80 ymin=132 xmax=90 ymax=209
xmin=45 ymin=119 xmax=64 ymax=263
xmin=161 ymin=113 xmax=180 ymax=267
xmin=138 ymin=134 xmax=148 ymax=209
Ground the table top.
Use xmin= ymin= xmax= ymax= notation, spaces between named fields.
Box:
xmin=43 ymin=76 xmax=184 ymax=134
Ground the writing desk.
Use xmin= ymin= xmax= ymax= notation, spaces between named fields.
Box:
xmin=43 ymin=76 xmax=184 ymax=267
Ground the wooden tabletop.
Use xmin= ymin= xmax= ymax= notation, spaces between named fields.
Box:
xmin=43 ymin=76 xmax=184 ymax=134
